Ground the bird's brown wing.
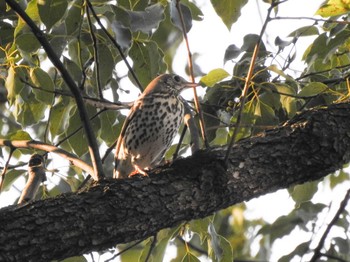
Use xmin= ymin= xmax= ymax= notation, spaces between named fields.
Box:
xmin=114 ymin=100 xmax=142 ymax=174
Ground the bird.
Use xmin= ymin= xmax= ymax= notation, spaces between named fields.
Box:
xmin=18 ymin=154 xmax=46 ymax=204
xmin=114 ymin=74 xmax=198 ymax=179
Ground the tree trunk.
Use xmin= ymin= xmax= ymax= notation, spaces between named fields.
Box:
xmin=1 ymin=103 xmax=349 ymax=262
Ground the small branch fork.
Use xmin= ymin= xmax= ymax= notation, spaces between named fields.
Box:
xmin=224 ymin=0 xmax=283 ymax=165
xmin=0 ymin=139 xmax=94 ymax=176
xmin=5 ymin=0 xmax=104 ymax=181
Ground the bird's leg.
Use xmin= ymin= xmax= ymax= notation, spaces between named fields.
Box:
xmin=128 ymin=166 xmax=149 ymax=177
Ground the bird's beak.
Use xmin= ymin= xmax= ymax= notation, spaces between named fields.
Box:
xmin=184 ymin=82 xmax=199 ymax=88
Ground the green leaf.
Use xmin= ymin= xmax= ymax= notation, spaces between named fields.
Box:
xmin=99 ymin=110 xmax=120 ymax=144
xmin=60 ymin=256 xmax=87 ymax=262
xmin=30 ymin=67 xmax=54 ymax=105
xmin=65 ymin=106 xmax=88 ymax=157
xmin=330 ymin=170 xmax=350 ymax=189
xmin=288 ymin=26 xmax=319 ymax=37
xmin=296 ymin=202 xmax=327 ymax=224
xmin=65 ymin=0 xmax=83 ymax=35
xmin=1 ymin=169 xmax=26 ymax=192
xmin=200 ymin=69 xmax=230 ymax=87
xmin=289 ymin=181 xmax=319 ymax=205
xmin=50 ymin=96 xmax=74 ymax=137
xmin=126 ymin=3 xmax=165 ymax=33
xmin=15 ymin=33 xmax=41 ymax=53
xmin=5 ymin=66 xmax=25 ymax=105
xmin=5 ymin=130 xmax=32 ymax=140
xmin=14 ymin=94 xmax=46 ymax=126
xmin=38 ymin=0 xmax=68 ymax=30
xmin=189 ymin=217 xmax=212 ymax=243
xmin=181 ymin=252 xmax=201 ymax=262
xmin=208 ymin=223 xmax=233 ymax=262
xmin=210 ymin=128 xmax=229 ymax=146
xmin=170 ymin=1 xmax=192 ymax=32
xmin=224 ymin=44 xmax=241 ymax=63
xmin=316 ymin=0 xmax=350 ymax=17
xmin=14 ymin=0 xmax=40 ymax=37
xmin=255 ymin=101 xmax=278 ymax=126
xmin=298 ymin=82 xmax=328 ymax=97
xmin=274 ymin=84 xmax=297 ymax=117
xmin=94 ymin=44 xmax=115 ymax=87
xmin=129 ymin=40 xmax=166 ymax=88
xmin=210 ymin=0 xmax=248 ymax=30
xmin=278 ymin=241 xmax=311 ymax=262
xmin=259 ymin=212 xmax=303 ymax=243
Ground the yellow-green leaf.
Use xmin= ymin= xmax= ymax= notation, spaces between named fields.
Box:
xmin=316 ymin=0 xmax=350 ymax=17
xmin=298 ymin=82 xmax=328 ymax=97
xmin=30 ymin=67 xmax=54 ymax=105
xmin=200 ymin=68 xmax=230 ymax=87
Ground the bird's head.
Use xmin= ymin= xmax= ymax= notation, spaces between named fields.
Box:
xmin=143 ymin=74 xmax=198 ymax=96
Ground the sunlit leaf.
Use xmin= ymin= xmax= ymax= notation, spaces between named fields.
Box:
xmin=5 ymin=130 xmax=32 ymax=140
xmin=181 ymin=252 xmax=201 ymax=262
xmin=189 ymin=217 xmax=212 ymax=243
xmin=14 ymin=0 xmax=40 ymax=37
xmin=210 ymin=0 xmax=248 ymax=30
xmin=5 ymin=66 xmax=25 ymax=105
xmin=14 ymin=94 xmax=46 ymax=126
xmin=200 ymin=69 xmax=230 ymax=87
xmin=298 ymin=82 xmax=328 ymax=97
xmin=289 ymin=181 xmax=319 ymax=205
xmin=30 ymin=67 xmax=54 ymax=105
xmin=316 ymin=0 xmax=350 ymax=17
xmin=60 ymin=256 xmax=87 ymax=262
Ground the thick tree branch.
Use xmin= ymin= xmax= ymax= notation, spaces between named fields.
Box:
xmin=1 ymin=103 xmax=350 ymax=261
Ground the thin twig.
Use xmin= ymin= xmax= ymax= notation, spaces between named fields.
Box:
xmin=144 ymin=235 xmax=157 ymax=262
xmin=224 ymin=0 xmax=280 ymax=165
xmin=309 ymin=188 xmax=350 ymax=262
xmin=175 ymin=0 xmax=209 ymax=148
xmin=273 ymin=16 xmax=350 ymax=25
xmin=105 ymin=238 xmax=145 ymax=262
xmin=85 ymin=2 xmax=104 ymax=99
xmin=86 ymin=0 xmax=143 ymax=91
xmin=5 ymin=0 xmax=104 ymax=180
xmin=22 ymin=79 xmax=130 ymax=110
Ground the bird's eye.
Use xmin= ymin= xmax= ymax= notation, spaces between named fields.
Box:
xmin=173 ymin=75 xmax=181 ymax=82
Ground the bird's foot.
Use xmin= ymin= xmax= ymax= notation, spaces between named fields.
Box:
xmin=128 ymin=167 xmax=149 ymax=178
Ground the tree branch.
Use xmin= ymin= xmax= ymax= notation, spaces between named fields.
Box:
xmin=0 ymin=139 xmax=94 ymax=175
xmin=4 ymin=0 xmax=104 ymax=181
xmin=1 ymin=103 xmax=350 ymax=261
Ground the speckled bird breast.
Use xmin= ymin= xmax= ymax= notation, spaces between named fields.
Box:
xmin=124 ymin=93 xmax=184 ymax=167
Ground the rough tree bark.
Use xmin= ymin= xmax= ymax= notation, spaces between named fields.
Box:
xmin=0 ymin=103 xmax=350 ymax=261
